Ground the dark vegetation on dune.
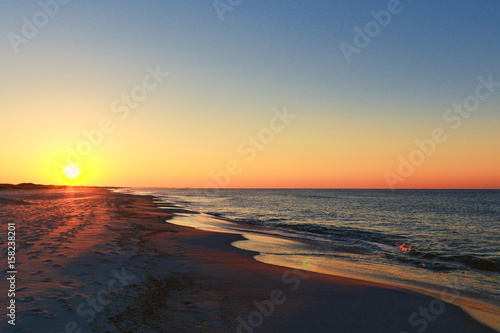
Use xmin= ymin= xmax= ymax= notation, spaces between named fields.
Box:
xmin=0 ymin=183 xmax=117 ymax=190
xmin=0 ymin=183 xmax=65 ymax=190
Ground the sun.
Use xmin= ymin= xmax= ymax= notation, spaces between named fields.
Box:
xmin=63 ymin=164 xmax=81 ymax=180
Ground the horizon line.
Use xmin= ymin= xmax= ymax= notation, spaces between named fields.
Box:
xmin=2 ymin=183 xmax=499 ymax=191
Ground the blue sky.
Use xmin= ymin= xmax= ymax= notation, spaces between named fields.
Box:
xmin=1 ymin=1 xmax=499 ymax=187
xmin=2 ymin=1 xmax=499 ymax=110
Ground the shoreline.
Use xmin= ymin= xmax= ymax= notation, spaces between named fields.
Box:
xmin=139 ymin=189 xmax=500 ymax=329
xmin=163 ymin=209 xmax=500 ymax=308
xmin=129 ymin=191 xmax=500 ymax=332
xmin=0 ymin=188 xmax=498 ymax=332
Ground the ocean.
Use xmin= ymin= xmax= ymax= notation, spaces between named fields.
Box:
xmin=123 ymin=188 xmax=500 ymax=307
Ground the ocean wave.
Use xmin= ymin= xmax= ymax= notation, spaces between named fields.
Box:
xmin=257 ymin=222 xmax=500 ymax=274
xmin=272 ymin=222 xmax=403 ymax=245
xmin=444 ymin=255 xmax=500 ymax=273
xmin=401 ymin=247 xmax=500 ymax=273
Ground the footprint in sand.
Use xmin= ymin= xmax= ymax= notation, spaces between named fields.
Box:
xmin=54 ymin=297 xmax=68 ymax=303
xmin=18 ymin=296 xmax=35 ymax=303
xmin=29 ymin=308 xmax=44 ymax=313
xmin=26 ymin=308 xmax=44 ymax=316
xmin=63 ymin=303 xmax=75 ymax=312
xmin=99 ymin=257 xmax=113 ymax=263
xmin=27 ymin=308 xmax=56 ymax=319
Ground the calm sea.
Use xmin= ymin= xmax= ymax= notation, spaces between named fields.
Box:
xmin=125 ymin=188 xmax=500 ymax=306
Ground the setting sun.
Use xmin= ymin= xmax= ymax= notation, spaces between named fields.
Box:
xmin=63 ymin=164 xmax=81 ymax=180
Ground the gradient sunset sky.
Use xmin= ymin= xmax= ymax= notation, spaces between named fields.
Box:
xmin=1 ymin=1 xmax=499 ymax=189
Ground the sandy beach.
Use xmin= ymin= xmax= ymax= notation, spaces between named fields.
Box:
xmin=0 ymin=187 xmax=498 ymax=332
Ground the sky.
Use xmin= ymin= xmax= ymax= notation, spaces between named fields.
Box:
xmin=0 ymin=0 xmax=499 ymax=189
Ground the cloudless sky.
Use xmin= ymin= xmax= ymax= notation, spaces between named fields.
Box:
xmin=1 ymin=0 xmax=499 ymax=188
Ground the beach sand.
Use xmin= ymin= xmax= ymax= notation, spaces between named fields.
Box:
xmin=0 ymin=187 xmax=498 ymax=332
